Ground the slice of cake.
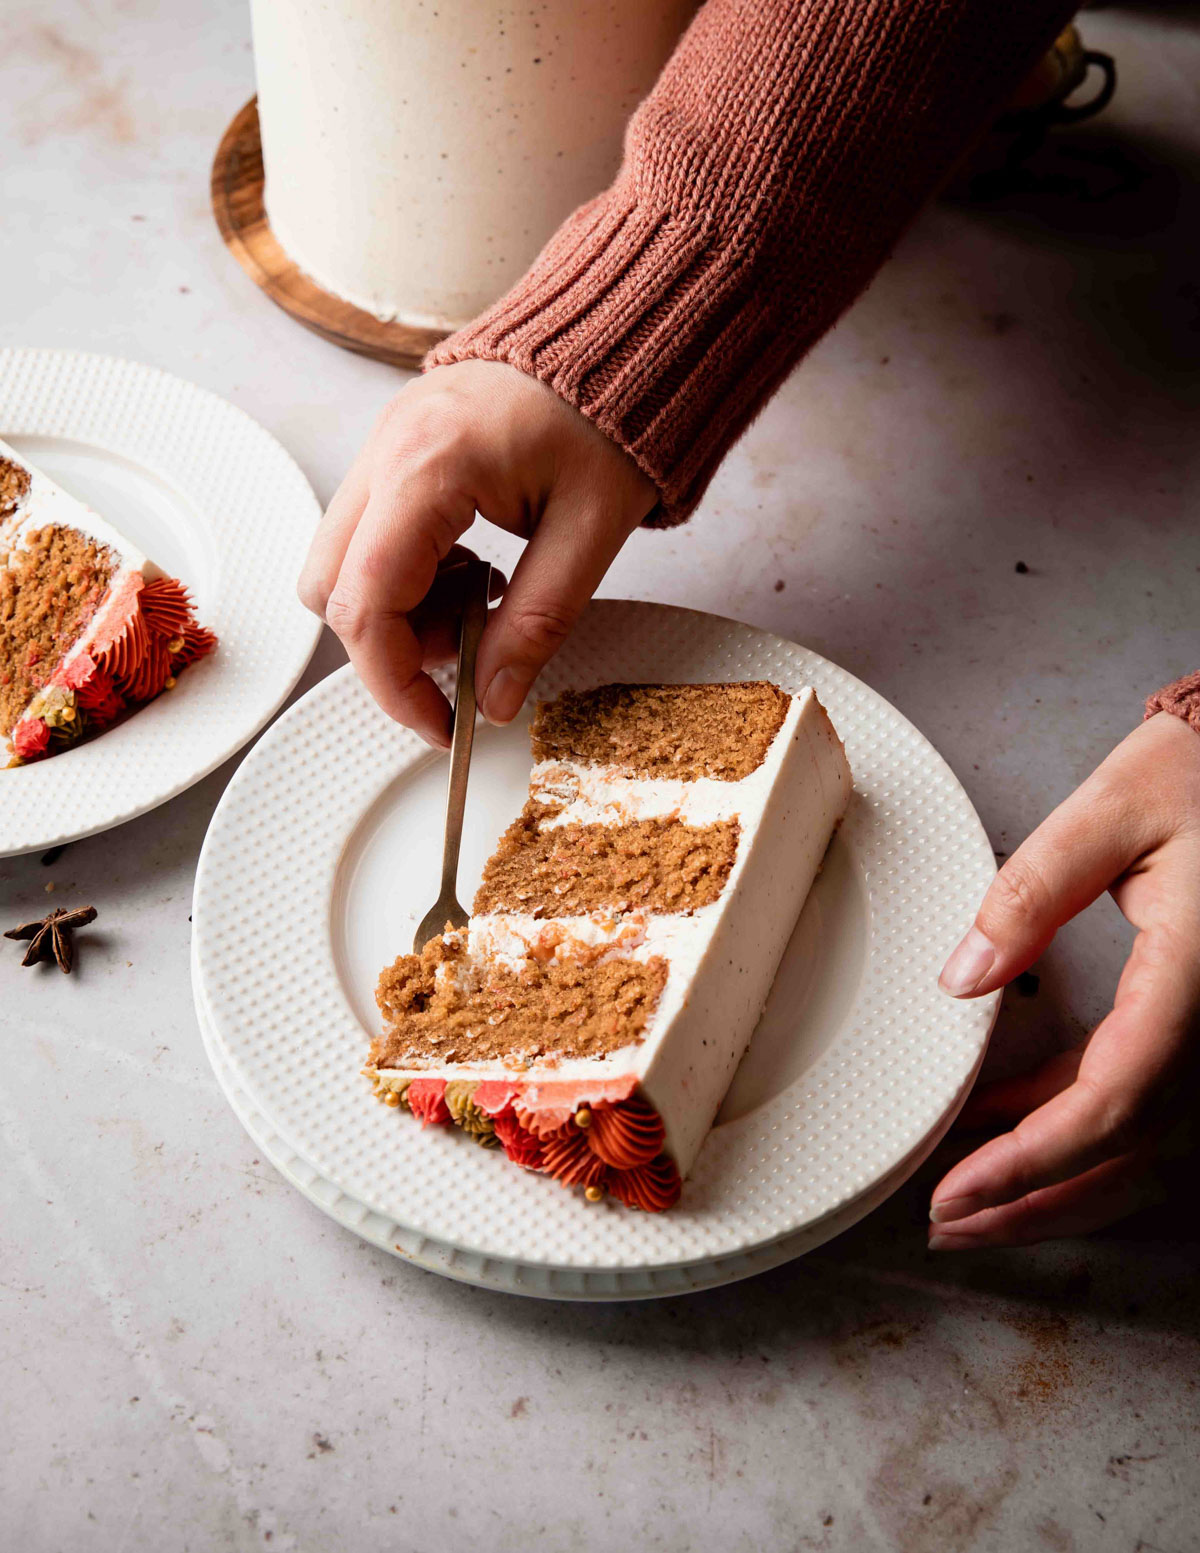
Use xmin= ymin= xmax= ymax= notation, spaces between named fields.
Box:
xmin=368 ymin=681 xmax=852 ymax=1212
xmin=1 ymin=440 xmax=216 ymax=765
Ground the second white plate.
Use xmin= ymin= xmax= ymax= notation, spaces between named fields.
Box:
xmin=1 ymin=348 xmax=323 ymax=856
xmin=193 ymin=601 xmax=999 ymax=1272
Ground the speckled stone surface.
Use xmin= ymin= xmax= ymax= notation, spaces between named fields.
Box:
xmin=2 ymin=3 xmax=1198 ymax=1550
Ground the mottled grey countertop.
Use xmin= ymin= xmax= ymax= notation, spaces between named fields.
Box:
xmin=2 ymin=3 xmax=1198 ymax=1550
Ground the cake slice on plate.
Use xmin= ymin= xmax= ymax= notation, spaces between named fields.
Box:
xmin=368 ymin=680 xmax=851 ymax=1212
xmin=0 ymin=439 xmax=216 ymax=766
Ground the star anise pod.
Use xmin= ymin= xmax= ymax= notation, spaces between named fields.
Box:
xmin=4 ymin=905 xmax=98 ymax=974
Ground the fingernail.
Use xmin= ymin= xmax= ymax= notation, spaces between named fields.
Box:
xmin=928 ymin=1235 xmax=960 ymax=1252
xmin=929 ymin=1194 xmax=986 ymax=1225
xmin=481 ymin=667 xmax=527 ymax=726
xmin=939 ymin=928 xmax=996 ymax=997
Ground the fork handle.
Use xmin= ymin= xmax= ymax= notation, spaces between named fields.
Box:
xmin=438 ymin=562 xmax=491 ymax=899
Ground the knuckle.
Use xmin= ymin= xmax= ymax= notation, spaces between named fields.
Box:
xmin=324 ymin=588 xmax=371 ymax=644
xmin=506 ymin=603 xmax=575 ymax=657
xmin=986 ymin=859 xmax=1050 ymax=926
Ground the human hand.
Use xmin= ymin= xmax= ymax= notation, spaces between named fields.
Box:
xmin=299 ymin=360 xmax=659 ymax=747
xmin=929 ymin=711 xmax=1200 ymax=1248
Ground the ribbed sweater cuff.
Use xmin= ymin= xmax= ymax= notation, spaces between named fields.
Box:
xmin=1146 ymin=671 xmax=1200 ymax=737
xmin=428 ymin=182 xmax=744 ymax=525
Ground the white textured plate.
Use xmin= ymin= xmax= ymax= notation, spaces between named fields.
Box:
xmin=0 ymin=348 xmax=322 ymax=856
xmin=193 ymin=602 xmax=999 ymax=1272
xmin=192 ymin=942 xmax=984 ymax=1300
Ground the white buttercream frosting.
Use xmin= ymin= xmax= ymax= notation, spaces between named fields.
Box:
xmin=250 ymin=0 xmax=698 ymax=330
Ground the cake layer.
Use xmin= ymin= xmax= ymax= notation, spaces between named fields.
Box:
xmin=530 ymin=681 xmax=789 ymax=781
xmin=0 ymin=521 xmax=117 ymax=738
xmin=0 ymin=439 xmax=217 ymax=764
xmin=373 ymin=930 xmax=668 ymax=1067
xmin=473 ymin=803 xmax=740 ymax=917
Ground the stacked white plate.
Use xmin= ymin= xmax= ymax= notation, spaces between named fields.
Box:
xmin=191 ymin=602 xmax=1000 ymax=1299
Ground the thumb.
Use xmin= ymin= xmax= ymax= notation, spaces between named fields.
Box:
xmin=940 ymin=769 xmax=1150 ymax=999
xmin=475 ymin=497 xmax=640 ymax=725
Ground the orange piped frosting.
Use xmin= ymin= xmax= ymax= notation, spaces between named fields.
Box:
xmin=171 ymin=620 xmax=218 ymax=669
xmin=540 ymin=1128 xmax=609 ymax=1189
xmin=584 ymin=1096 xmax=665 ymax=1170
xmin=607 ymin=1154 xmax=683 ymax=1213
xmin=138 ymin=576 xmax=195 ymax=636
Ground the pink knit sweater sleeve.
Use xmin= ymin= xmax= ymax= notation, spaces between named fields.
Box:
xmin=1146 ymin=673 xmax=1200 ymax=737
xmin=427 ymin=0 xmax=1075 ymax=525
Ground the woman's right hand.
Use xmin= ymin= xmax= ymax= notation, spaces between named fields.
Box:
xmin=298 ymin=359 xmax=659 ymax=748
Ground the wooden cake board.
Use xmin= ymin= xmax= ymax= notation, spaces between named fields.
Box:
xmin=211 ymin=98 xmax=448 ymax=371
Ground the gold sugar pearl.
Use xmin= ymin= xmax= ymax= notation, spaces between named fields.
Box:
xmin=384 ymin=1091 xmax=401 ymax=1107
xmin=584 ymin=1184 xmax=605 ymax=1203
xmin=164 ymin=676 xmax=177 ymax=691
xmin=167 ymin=637 xmax=184 ymax=654
xmin=574 ymin=1108 xmax=592 ymax=1129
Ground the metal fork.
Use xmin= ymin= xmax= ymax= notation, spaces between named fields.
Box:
xmin=412 ymin=560 xmax=492 ymax=952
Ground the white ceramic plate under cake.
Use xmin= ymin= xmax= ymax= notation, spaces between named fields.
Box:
xmin=192 ymin=945 xmax=983 ymax=1300
xmin=0 ymin=348 xmax=323 ymax=857
xmin=192 ymin=601 xmax=1000 ymax=1276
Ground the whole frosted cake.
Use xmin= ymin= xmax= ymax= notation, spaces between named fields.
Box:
xmin=0 ymin=441 xmax=216 ymax=765
xmin=250 ymin=0 xmax=696 ymax=329
xmin=368 ymin=681 xmax=851 ymax=1212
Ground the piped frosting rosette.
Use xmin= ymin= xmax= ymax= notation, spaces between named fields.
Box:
xmin=12 ymin=575 xmax=217 ymax=762
xmin=368 ymin=1072 xmax=683 ymax=1213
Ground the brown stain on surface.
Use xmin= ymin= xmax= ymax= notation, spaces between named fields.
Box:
xmin=20 ymin=25 xmax=135 ymax=145
xmin=830 ymin=1309 xmax=1022 ymax=1552
xmin=1003 ymin=1310 xmax=1077 ymax=1413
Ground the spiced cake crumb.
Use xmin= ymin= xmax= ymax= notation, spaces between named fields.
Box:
xmin=531 ymin=681 xmax=788 ymax=781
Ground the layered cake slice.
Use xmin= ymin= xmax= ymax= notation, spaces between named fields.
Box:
xmin=369 ymin=681 xmax=852 ymax=1212
xmin=1 ymin=440 xmax=216 ymax=765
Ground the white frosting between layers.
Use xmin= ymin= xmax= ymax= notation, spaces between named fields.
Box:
xmin=531 ymin=762 xmax=750 ymax=828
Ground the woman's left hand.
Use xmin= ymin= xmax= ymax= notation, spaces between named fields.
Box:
xmin=929 ymin=711 xmax=1200 ymax=1249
